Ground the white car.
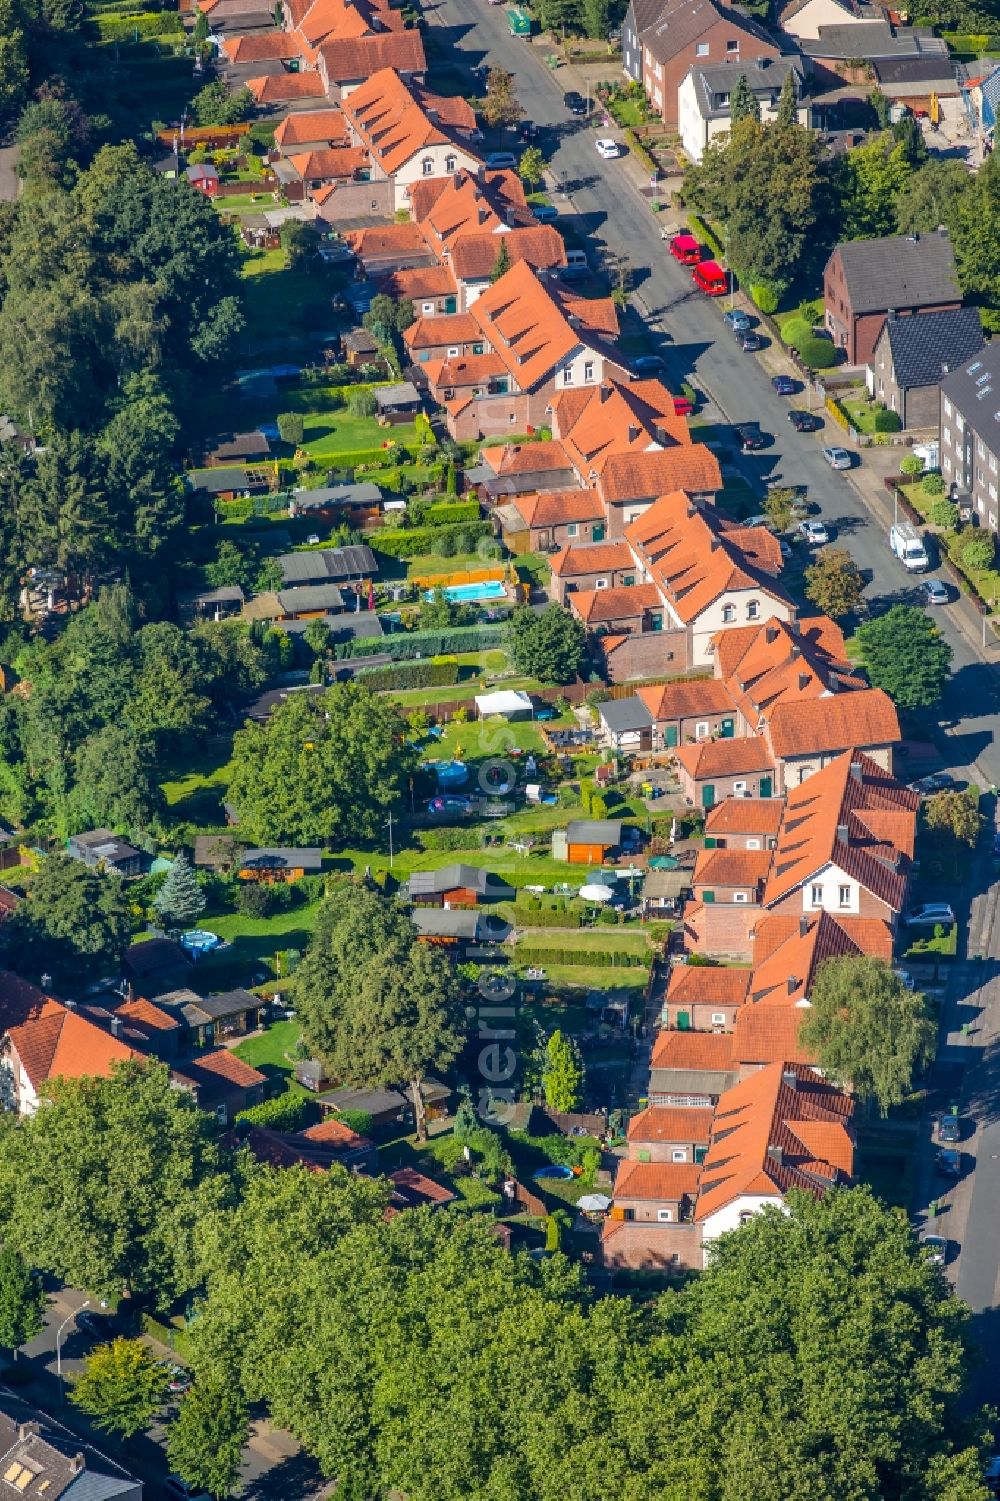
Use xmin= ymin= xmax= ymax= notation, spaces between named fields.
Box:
xmin=904 ymin=902 xmax=956 ymax=927
xmin=798 ymin=518 xmax=829 ymax=545
xmin=920 ymin=1232 xmax=947 ymax=1266
xmin=823 ymin=445 xmax=852 ymax=470
xmin=595 ymin=138 xmax=622 ymax=159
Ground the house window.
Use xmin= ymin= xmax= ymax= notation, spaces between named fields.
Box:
xmin=473 ymin=342 xmax=484 ymax=355
xmin=734 ymin=780 xmax=747 ymax=794
xmin=978 ymin=438 xmax=987 ymax=459
xmin=839 ymin=885 xmax=851 ymax=907
xmin=722 ymin=603 xmax=736 ymax=623
xmin=943 ymin=456 xmax=952 ymax=474
xmin=566 ymin=523 xmax=578 ymax=537
xmin=563 ymin=367 xmax=574 ymax=384
xmin=657 ymin=1208 xmax=674 ymax=1222
xmin=672 ymin=1148 xmax=687 ymax=1163
xmin=747 ymin=838 xmax=761 ymax=849
xmin=447 ymin=346 xmax=460 ymax=357
xmin=711 ymin=1012 xmax=726 ymax=1026
xmin=746 ymin=599 xmax=759 ymax=620
xmin=956 ymin=413 xmax=964 ymax=431
xmin=739 ymin=1210 xmax=755 ymax=1226
xmin=445 ymin=155 xmax=456 ymax=172
xmin=810 ymin=883 xmax=823 ymax=905
xmin=726 ymin=36 xmax=739 ymax=50
xmin=422 ymin=301 xmax=435 ymax=314
xmin=943 ymin=396 xmax=952 ymax=417
xmin=695 ymin=721 xmax=710 ymax=739
xmin=421 ymin=157 xmax=434 ymax=176
xmin=622 ymin=574 xmax=635 ymax=586
xmin=595 ymin=577 xmax=609 ymax=589
xmin=418 ymin=351 xmax=429 ymax=363
xmin=696 ymin=40 xmax=709 ymax=54
xmin=734 ymin=891 xmax=748 ymax=903
xmin=991 ymin=454 xmax=998 ymax=474
xmin=943 ymin=427 xmax=952 ymax=448
xmin=584 ymin=361 xmax=595 ymax=381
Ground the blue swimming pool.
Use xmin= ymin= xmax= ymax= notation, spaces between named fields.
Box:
xmin=424 ymin=580 xmax=507 ymax=603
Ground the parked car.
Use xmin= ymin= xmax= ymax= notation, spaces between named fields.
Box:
xmin=823 ymin=445 xmax=853 ymax=470
xmin=893 ymin=967 xmax=915 ymax=990
xmin=532 ymin=201 xmax=558 ymax=222
xmin=485 ymin=151 xmax=517 ymax=169
xmin=772 ymin=374 xmax=797 ymax=395
xmin=920 ymin=1232 xmax=948 ymax=1265
xmin=798 ymin=518 xmax=830 ymax=545
xmin=922 ymin=578 xmax=949 ymax=606
xmin=76 ymin=1310 xmax=111 ymax=1338
xmin=743 ymin=513 xmax=773 ymax=531
xmin=905 ymin=902 xmax=956 ymax=927
xmin=595 ymin=137 xmax=622 ymax=159
xmin=909 ymin=772 xmax=956 ymax=795
xmin=735 ymin=423 xmax=767 ymax=452
xmin=519 ymin=119 xmax=537 ymax=139
xmin=739 ymin=331 xmax=763 ymax=352
xmin=935 ymin=1148 xmax=961 ymax=1177
xmin=779 ymin=538 xmax=792 ymax=558
xmin=691 ymin=260 xmax=728 ymax=296
xmin=937 ymin=1114 xmax=961 ymax=1145
xmin=165 ymin=1364 xmax=192 ymax=1395
xmin=723 ymin=308 xmax=751 ymax=333
xmin=789 ymin=409 xmax=821 ymax=432
xmin=166 ymin=1478 xmax=212 ymax=1501
xmin=631 ymin=354 xmax=664 ymax=375
xmin=563 ymin=90 xmax=586 ymax=114
xmin=669 ymin=232 xmax=701 ymax=265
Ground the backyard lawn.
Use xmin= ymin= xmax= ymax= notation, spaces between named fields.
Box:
xmin=841 ymin=397 xmax=896 ymax=435
xmin=233 ymin=1019 xmax=306 ymax=1095
xmin=239 ymin=248 xmax=344 ymax=363
xmin=774 ymin=298 xmax=823 ymax=342
xmin=301 ymin=410 xmax=423 ymax=460
xmin=187 ymin=902 xmax=323 ymax=990
xmin=161 ymin=741 xmax=234 ymax=827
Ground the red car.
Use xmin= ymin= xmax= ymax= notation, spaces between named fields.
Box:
xmin=692 ymin=260 xmax=729 ymax=296
xmin=669 ymin=233 xmax=701 ymax=266
xmin=671 ymin=393 xmax=694 ymax=416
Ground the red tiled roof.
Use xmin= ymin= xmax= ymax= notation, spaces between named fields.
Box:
xmin=274 ymin=108 xmax=347 ymax=148
xmin=569 ymin=582 xmax=662 ymax=625
xmin=749 ymin=909 xmax=893 ymax=1007
xmin=383 ymin=264 xmax=457 ymax=300
xmin=717 ymin=615 xmax=860 ymax=730
xmin=480 ymin=439 xmax=571 ymax=476
xmin=247 ymin=71 xmax=327 ymax=104
xmin=693 ymin=846 xmax=772 ymax=889
xmin=223 ymin=31 xmax=301 ymax=61
xmin=637 ymin=677 xmax=736 ymax=722
xmin=704 ymin=797 xmax=784 ymax=837
xmin=695 ymin=1062 xmax=854 ymax=1222
xmin=185 ymin=1048 xmax=267 ymax=1088
xmin=554 ymin=288 xmax=621 ymax=335
xmin=319 ymin=29 xmax=425 ymax=82
xmin=425 ymin=352 xmax=508 ymax=388
xmin=511 ymin=488 xmax=603 ymax=528
xmin=674 ymin=736 xmax=774 ymax=780
xmin=613 ymin=1158 xmax=701 ymax=1199
xmin=291 ymin=147 xmax=368 ymax=181
xmin=732 ymin=1005 xmax=814 ymax=1066
xmin=665 ymin=966 xmax=752 ymax=1007
xmin=470 ymin=259 xmax=618 ymax=391
xmin=387 ymin=1166 xmax=456 ymax=1209
xmin=301 ymin=1117 xmax=369 ymax=1147
xmin=7 ymin=1000 xmax=139 ymax=1092
xmin=551 ymin=378 xmax=690 ymax=479
xmin=627 ymin=1105 xmax=714 ymax=1145
xmin=403 ymin=311 xmax=480 ymax=350
xmin=549 ymin=540 xmax=633 ymax=577
xmin=114 ymin=998 xmax=181 ymax=1033
xmin=344 ymin=68 xmax=479 ymax=176
xmin=599 ymin=446 xmax=721 ymax=504
xmin=346 ymin=221 xmax=427 ymax=257
xmin=450 ymin=226 xmax=566 ymax=281
xmin=767 ymin=688 xmax=900 ymax=759
xmin=764 ymin=750 xmax=918 ymax=910
xmin=651 ymin=1029 xmax=735 ymax=1071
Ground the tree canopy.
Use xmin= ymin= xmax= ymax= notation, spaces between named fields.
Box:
xmin=1 ymin=854 xmax=133 ymax=983
xmin=804 ymin=547 xmax=864 ymax=619
xmin=855 ymin=603 xmax=952 ymax=709
xmin=227 ymin=682 xmax=417 ymax=847
xmin=800 ymin=956 xmax=936 ymax=1115
xmin=504 ymin=602 xmax=586 ymax=684
xmin=0 ymin=1247 xmax=44 ymax=1354
xmin=71 ymin=1338 xmax=169 ymax=1439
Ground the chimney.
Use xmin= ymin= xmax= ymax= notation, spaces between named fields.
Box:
xmin=478 ymin=207 xmax=489 ymax=225
xmin=836 ymin=822 xmax=849 ymax=843
xmin=599 ymin=384 xmax=611 ymax=403
xmin=110 ymin=1017 xmax=122 ymax=1038
xmin=787 ymin=975 xmax=798 ymax=996
xmin=69 ymin=1454 xmax=86 ymax=1476
xmin=17 ymin=1423 xmax=40 ymax=1441
xmin=765 ymin=624 xmax=778 ymax=643
xmin=781 ymin=1068 xmax=799 ymax=1091
xmin=64 ymin=999 xmax=77 ymax=1012
xmin=790 ymin=644 xmax=800 ymax=660
xmin=849 ymin=760 xmax=863 ymax=783
xmin=798 ymin=671 xmax=810 ymax=691
xmin=798 ymin=915 xmax=809 ymax=938
xmin=627 ymin=424 xmax=640 ymax=442
xmin=766 ymin=1143 xmax=784 ymax=1166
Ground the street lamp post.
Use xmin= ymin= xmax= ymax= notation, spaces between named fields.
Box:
xmin=56 ymin=1302 xmax=89 ymax=1404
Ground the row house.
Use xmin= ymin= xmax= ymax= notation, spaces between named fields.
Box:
xmin=685 ymin=844 xmax=773 ymax=960
xmin=659 ymin=965 xmax=751 ymax=1033
xmin=626 ymin=1104 xmax=715 ymax=1164
xmin=273 ymin=107 xmax=349 ymax=154
xmin=477 ymin=438 xmax=579 ymax=500
xmin=341 ymin=68 xmax=482 ymax=213
xmin=316 ymin=30 xmax=426 ymax=99
xmin=674 ymin=733 xmax=776 ymax=810
xmin=703 ymin=795 xmax=783 ymax=850
xmin=495 ymin=487 xmax=606 ymax=555
xmin=404 ymin=311 xmax=484 ymax=365
xmin=275 ymin=145 xmax=371 ymax=201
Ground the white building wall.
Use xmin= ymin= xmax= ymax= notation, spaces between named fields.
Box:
xmin=701 ymin=1191 xmax=787 ymax=1244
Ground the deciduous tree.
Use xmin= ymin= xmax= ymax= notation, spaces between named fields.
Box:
xmin=504 ymin=602 xmax=586 ymax=684
xmin=167 ymin=1379 xmax=249 ymax=1499
xmin=800 ymin=955 xmax=936 ymax=1114
xmin=71 ymin=1338 xmax=169 ymax=1439
xmin=803 ymin=546 xmax=864 ymax=618
xmin=481 ymin=67 xmax=523 ymax=143
xmin=924 ymin=787 xmax=984 ymax=849
xmin=0 ymin=1247 xmax=44 ymax=1358
xmin=543 ymin=1030 xmax=583 ymax=1112
xmin=72 ymin=725 xmax=163 ymax=840
xmin=518 ymin=145 xmax=545 ymax=191
xmin=856 ymin=602 xmax=952 ymax=708
xmin=2 ymin=854 xmax=133 ymax=984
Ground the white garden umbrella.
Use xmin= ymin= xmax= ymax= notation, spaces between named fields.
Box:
xmin=577 ymin=1193 xmax=612 ymax=1213
xmin=579 ymin=883 xmax=615 ymax=902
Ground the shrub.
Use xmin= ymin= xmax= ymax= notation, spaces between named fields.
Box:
xmin=928 ymin=498 xmax=956 ymax=528
xmin=922 ymin=473 xmax=945 ymax=496
xmin=749 ymin=282 xmax=779 ymax=314
xmin=337 ymin=1110 xmax=374 ymax=1135
xmin=425 ymin=500 xmax=480 ymax=526
xmin=236 ymin=1094 xmax=318 ymax=1131
xmin=780 ymin=316 xmax=812 ymax=350
xmin=900 ymin=453 xmax=924 ymax=477
xmin=873 ymin=407 xmax=902 ymax=433
xmin=356 ymin=659 xmax=461 ymax=691
xmin=962 ymin=532 xmax=996 ymax=571
xmin=332 ymin=624 xmax=505 ymax=661
xmin=796 ymin=336 xmax=838 ymax=370
xmin=515 ymin=946 xmax=646 ymax=968
xmin=370 ymin=521 xmax=492 ymax=560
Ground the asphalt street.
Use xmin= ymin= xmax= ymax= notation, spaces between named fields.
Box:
xmin=426 ymin=0 xmax=1000 ymax=785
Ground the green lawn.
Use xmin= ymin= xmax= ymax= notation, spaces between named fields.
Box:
xmin=301 ymin=411 xmax=423 ymax=460
xmin=841 ymin=397 xmax=896 ymax=436
xmin=189 ymin=902 xmax=323 ymax=989
xmin=516 ymin=961 xmax=650 ymax=990
xmin=239 ymin=248 xmax=343 ymax=363
xmin=608 ymin=97 xmax=648 ymax=127
xmin=512 ymin=927 xmax=654 ymax=955
xmin=161 ymin=741 xmax=234 ymax=827
xmin=232 ymin=1019 xmax=306 ymax=1095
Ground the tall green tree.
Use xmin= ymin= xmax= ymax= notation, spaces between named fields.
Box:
xmin=775 ymin=69 xmax=797 ymax=129
xmin=294 ymin=886 xmax=465 ymax=1140
xmin=154 ymin=853 xmax=205 ymax=933
xmin=72 ymin=725 xmax=163 ymax=840
xmin=167 ymin=1379 xmax=249 ymax=1499
xmin=518 ymin=145 xmax=545 ymax=191
xmin=800 ymin=956 xmax=936 ymax=1114
xmin=729 ymin=74 xmax=759 ymax=126
xmin=543 ymin=1030 xmax=584 ymax=1112
xmin=0 ymin=1061 xmax=226 ymax=1300
xmin=948 ymin=151 xmax=1000 ymax=331
xmin=481 ymin=67 xmax=523 ymax=143
xmin=924 ymin=788 xmax=984 ymax=849
xmin=0 ymin=1247 xmax=45 ymax=1357
xmin=804 ymin=546 xmax=864 ymax=618
xmin=227 ymin=683 xmax=417 ymax=846
xmin=896 ymin=158 xmax=970 ymax=235
xmin=855 ymin=602 xmax=952 ymax=708
xmin=71 ymin=1338 xmax=169 ymax=1439
xmin=504 ymin=602 xmax=586 ymax=684
xmin=840 ymin=133 xmax=913 ymax=240
xmin=1 ymin=854 xmax=133 ymax=983
xmin=489 ymin=237 xmax=511 ymax=284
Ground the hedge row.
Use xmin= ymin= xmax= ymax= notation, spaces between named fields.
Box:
xmin=624 ymin=129 xmax=657 ymax=176
xmin=356 ymin=658 xmax=461 ymax=690
xmin=687 ymin=213 xmax=724 ymax=261
xmin=425 ymin=500 xmax=480 ymax=525
xmin=371 ymin=520 xmax=491 ymax=558
xmin=516 ymin=946 xmax=647 ymax=968
xmin=141 ymin=1313 xmax=195 ymax=1362
xmin=92 ymin=11 xmax=184 ymax=37
xmin=236 ymin=1094 xmax=317 ymax=1131
xmin=514 ymin=906 xmax=582 ymax=928
xmin=333 ymin=623 xmax=505 ymax=661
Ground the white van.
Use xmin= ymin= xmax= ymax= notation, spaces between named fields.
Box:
xmin=890 ymin=521 xmax=929 ymax=573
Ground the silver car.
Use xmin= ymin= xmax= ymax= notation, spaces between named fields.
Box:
xmin=920 ymin=1232 xmax=947 ymax=1265
xmin=823 ymin=445 xmax=852 ymax=470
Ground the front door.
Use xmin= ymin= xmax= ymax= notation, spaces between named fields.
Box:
xmin=592 ymin=522 xmax=606 ymax=542
xmin=720 ymin=717 xmax=734 ymax=738
xmin=702 ymin=783 xmax=715 ymax=809
xmin=665 ymin=724 xmax=678 ymax=748
xmin=677 ymin=1011 xmax=690 ymax=1030
xmin=759 ymin=775 xmax=773 ymax=798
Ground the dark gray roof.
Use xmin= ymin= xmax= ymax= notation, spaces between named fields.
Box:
xmin=642 ymin=869 xmax=689 ymax=898
xmin=343 ymin=328 xmax=379 ymax=351
xmin=407 ymin=864 xmax=512 ymax=896
xmin=330 ymin=611 xmax=384 ymax=640
xmin=242 ymin=847 xmax=323 ymax=872
xmin=688 ymin=57 xmax=804 ymax=118
xmin=188 ymin=584 xmax=245 ymax=606
xmin=802 ymin=19 xmax=945 ymax=57
xmin=375 ymin=381 xmax=421 ymax=409
xmin=70 ymin=829 xmax=140 ymax=862
xmin=278 ymin=544 xmax=378 ymax=585
xmin=277 ymin=583 xmax=346 ymax=613
xmin=879 ymin=307 xmax=984 ymax=391
xmin=641 ymin=0 xmax=775 ymax=64
xmin=872 ymin=53 xmax=957 ymax=85
xmin=0 ymin=1393 xmax=141 ymax=1499
xmin=832 ymin=230 xmax=959 ymax=315
xmin=564 ymin=818 xmax=624 ymax=845
xmin=318 ymin=1083 xmax=409 ymax=1114
xmin=245 ymin=681 xmax=326 ymax=720
xmin=940 ymin=344 xmax=1000 ymax=458
xmin=188 ymin=465 xmax=251 ymax=494
xmin=292 ymin=482 xmax=383 ymax=509
xmin=597 ymin=696 xmax=655 ymax=734
xmin=208 ymin=429 xmax=271 ymax=463
xmin=183 ymin=987 xmax=261 ymax=1022
xmin=411 ymin=907 xmax=488 ymax=939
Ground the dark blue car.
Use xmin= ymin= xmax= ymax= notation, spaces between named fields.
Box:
xmin=772 ymin=374 xmax=796 ymax=395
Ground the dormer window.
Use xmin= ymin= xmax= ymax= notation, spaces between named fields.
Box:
xmin=445 ymin=155 xmax=456 ymax=172
xmin=722 ymin=603 xmax=736 ymax=623
xmin=563 ymin=368 xmax=574 ymax=384
xmin=421 ymin=157 xmax=434 ymax=176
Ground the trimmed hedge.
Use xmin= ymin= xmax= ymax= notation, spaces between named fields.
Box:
xmin=142 ymin=1314 xmax=195 ymax=1362
xmin=514 ymin=906 xmax=582 ymax=928
xmin=333 ymin=623 xmax=505 ymax=661
xmin=687 ymin=213 xmax=724 ymax=260
xmin=425 ymin=500 xmax=480 ymax=525
xmin=624 ymin=129 xmax=657 ymax=175
xmin=236 ymin=1094 xmax=318 ymax=1131
xmin=92 ymin=10 xmax=184 ymax=38
xmin=371 ymin=521 xmax=491 ymax=558
xmin=516 ymin=946 xmax=647 ymax=968
xmin=797 ymin=336 xmax=838 ymax=371
xmin=356 ymin=659 xmax=461 ymax=690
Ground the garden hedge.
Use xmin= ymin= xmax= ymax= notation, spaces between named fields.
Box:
xmin=236 ymin=1094 xmax=317 ymax=1131
xmin=516 ymin=946 xmax=647 ymax=968
xmin=514 ymin=906 xmax=582 ymax=928
xmin=796 ymin=336 xmax=838 ymax=370
xmin=371 ymin=521 xmax=492 ymax=559
xmin=687 ymin=213 xmax=724 ymax=260
xmin=425 ymin=500 xmax=480 ymax=525
xmin=332 ymin=623 xmax=505 ymax=660
xmin=356 ymin=659 xmax=461 ymax=690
